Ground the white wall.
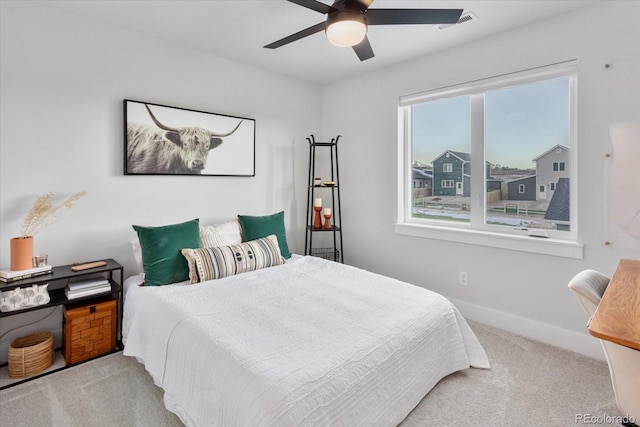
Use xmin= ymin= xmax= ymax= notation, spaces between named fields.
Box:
xmin=320 ymin=1 xmax=640 ymax=359
xmin=1 ymin=0 xmax=638 ymax=365
xmin=0 ymin=1 xmax=319 ymax=360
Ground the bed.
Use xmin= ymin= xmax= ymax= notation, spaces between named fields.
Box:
xmin=122 ymin=253 xmax=489 ymax=427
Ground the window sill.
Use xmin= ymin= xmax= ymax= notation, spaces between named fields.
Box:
xmin=394 ymin=222 xmax=583 ymax=259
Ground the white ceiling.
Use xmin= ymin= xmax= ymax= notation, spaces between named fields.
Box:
xmin=38 ymin=0 xmax=599 ymax=86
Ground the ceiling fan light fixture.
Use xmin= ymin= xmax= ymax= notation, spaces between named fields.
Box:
xmin=325 ymin=11 xmax=367 ymax=47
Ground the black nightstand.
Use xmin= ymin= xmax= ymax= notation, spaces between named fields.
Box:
xmin=0 ymin=259 xmax=123 ymax=389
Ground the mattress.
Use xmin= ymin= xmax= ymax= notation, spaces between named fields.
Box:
xmin=123 ymin=255 xmax=489 ymax=427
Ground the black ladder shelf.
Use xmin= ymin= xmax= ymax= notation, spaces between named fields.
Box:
xmin=304 ymin=135 xmax=344 ymax=263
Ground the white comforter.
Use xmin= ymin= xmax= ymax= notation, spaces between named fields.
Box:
xmin=123 ymin=256 xmax=489 ymax=427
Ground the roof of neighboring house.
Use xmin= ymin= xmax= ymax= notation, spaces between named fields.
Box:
xmin=544 ymin=177 xmax=570 ymax=222
xmin=532 ymin=144 xmax=569 ymax=162
xmin=506 ymin=175 xmax=536 ymax=183
xmin=431 ymin=150 xmax=470 ymax=164
xmin=412 ymin=168 xmax=432 ymax=180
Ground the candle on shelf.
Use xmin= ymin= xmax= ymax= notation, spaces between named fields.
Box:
xmin=323 ymin=207 xmax=332 ymax=230
xmin=313 ymin=202 xmax=323 ymax=229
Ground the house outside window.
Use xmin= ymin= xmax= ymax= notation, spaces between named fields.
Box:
xmin=397 ymin=61 xmax=580 ymax=257
xmin=536 ymin=146 xmax=569 ymax=200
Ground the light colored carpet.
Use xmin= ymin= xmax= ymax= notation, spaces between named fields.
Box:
xmin=0 ymin=322 xmax=624 ymax=427
xmin=402 ymin=322 xmax=622 ymax=426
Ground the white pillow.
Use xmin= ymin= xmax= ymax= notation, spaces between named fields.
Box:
xmin=131 ymin=238 xmax=144 ymax=274
xmin=199 ymin=219 xmax=242 ymax=248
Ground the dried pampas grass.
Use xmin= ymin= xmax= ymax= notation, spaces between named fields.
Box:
xmin=21 ymin=191 xmax=86 ymax=237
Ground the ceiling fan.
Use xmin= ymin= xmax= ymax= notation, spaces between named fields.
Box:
xmin=264 ymin=0 xmax=463 ymax=61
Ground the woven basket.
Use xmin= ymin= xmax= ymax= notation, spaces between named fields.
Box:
xmin=8 ymin=332 xmax=54 ymax=379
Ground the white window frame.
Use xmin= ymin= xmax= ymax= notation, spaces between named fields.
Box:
xmin=443 ymin=163 xmax=453 ymax=173
xmin=519 ymin=184 xmax=525 ymax=194
xmin=442 ymin=180 xmax=454 ymax=188
xmin=396 ymin=61 xmax=582 ymax=259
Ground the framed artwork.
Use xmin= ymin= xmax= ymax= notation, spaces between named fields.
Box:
xmin=124 ymin=99 xmax=255 ymax=176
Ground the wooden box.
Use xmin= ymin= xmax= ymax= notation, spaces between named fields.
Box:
xmin=63 ymin=299 xmax=116 ymax=365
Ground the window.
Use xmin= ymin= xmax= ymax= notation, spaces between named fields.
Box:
xmin=398 ymin=62 xmax=581 ymax=258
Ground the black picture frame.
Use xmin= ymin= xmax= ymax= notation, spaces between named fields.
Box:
xmin=124 ymin=99 xmax=255 ymax=176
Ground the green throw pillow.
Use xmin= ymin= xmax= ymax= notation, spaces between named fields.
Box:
xmin=237 ymin=211 xmax=291 ymax=259
xmin=132 ymin=218 xmax=200 ymax=286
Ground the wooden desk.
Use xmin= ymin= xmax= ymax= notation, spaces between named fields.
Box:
xmin=588 ymin=259 xmax=640 ymax=350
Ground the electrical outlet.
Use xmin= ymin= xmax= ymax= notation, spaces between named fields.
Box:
xmin=459 ymin=271 xmax=468 ymax=286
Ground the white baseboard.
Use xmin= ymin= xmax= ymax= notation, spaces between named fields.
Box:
xmin=449 ymin=297 xmax=606 ymax=362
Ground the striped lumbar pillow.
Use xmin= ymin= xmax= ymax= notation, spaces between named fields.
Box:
xmin=181 ymin=234 xmax=284 ymax=284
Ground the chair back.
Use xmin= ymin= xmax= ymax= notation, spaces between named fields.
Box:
xmin=568 ymin=269 xmax=639 ymax=425
xmin=567 ymin=269 xmax=610 ymax=316
xmin=602 ymin=341 xmax=640 ymax=424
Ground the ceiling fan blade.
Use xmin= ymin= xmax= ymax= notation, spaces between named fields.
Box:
xmin=352 ymin=35 xmax=374 ymax=61
xmin=287 ymin=0 xmax=335 ymax=14
xmin=264 ymin=22 xmax=326 ymax=49
xmin=366 ymin=9 xmax=463 ymax=25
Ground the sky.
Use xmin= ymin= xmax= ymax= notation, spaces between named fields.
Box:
xmin=411 ymin=77 xmax=570 ymax=169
